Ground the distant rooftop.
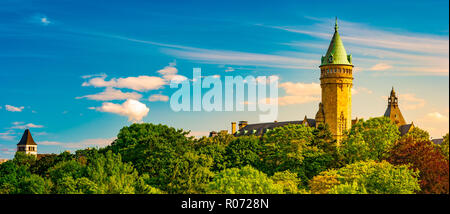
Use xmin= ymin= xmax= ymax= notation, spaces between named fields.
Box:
xmin=17 ymin=129 xmax=37 ymax=146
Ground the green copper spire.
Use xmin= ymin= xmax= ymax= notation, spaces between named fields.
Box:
xmin=320 ymin=17 xmax=352 ymax=66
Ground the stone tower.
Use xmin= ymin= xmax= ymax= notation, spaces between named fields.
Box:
xmin=16 ymin=129 xmax=37 ymax=156
xmin=316 ymin=18 xmax=353 ymax=140
xmin=383 ymin=87 xmax=406 ymax=127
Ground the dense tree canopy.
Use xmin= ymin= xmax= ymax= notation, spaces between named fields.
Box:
xmin=0 ymin=122 xmax=446 ymax=194
xmin=339 ymin=117 xmax=400 ymax=163
xmin=104 ymin=123 xmax=213 ymax=193
xmin=205 ymin=165 xmax=284 ymax=194
xmin=309 ymin=160 xmax=420 ymax=194
xmin=399 ymin=127 xmax=430 ymax=142
xmin=387 ymin=138 xmax=449 ymax=194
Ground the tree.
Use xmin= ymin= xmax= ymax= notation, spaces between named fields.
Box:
xmin=387 ymin=138 xmax=449 ymax=194
xmin=339 ymin=117 xmax=400 ymax=163
xmin=106 ymin=123 xmax=214 ymax=193
xmin=309 ymin=160 xmax=420 ymax=194
xmin=260 ymin=124 xmax=314 ymax=175
xmin=437 ymin=133 xmax=449 ymax=160
xmin=224 ymin=136 xmax=262 ymax=169
xmin=206 ymin=165 xmax=283 ymax=194
xmin=0 ymin=156 xmax=51 ymax=194
xmin=328 ymin=181 xmax=367 ymax=194
xmin=259 ymin=124 xmax=336 ymax=185
xmin=400 ymin=127 xmax=430 ymax=142
xmin=193 ymin=133 xmax=234 ymax=171
xmin=271 ymin=170 xmax=302 ymax=194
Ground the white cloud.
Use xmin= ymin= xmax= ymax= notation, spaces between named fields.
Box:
xmin=81 ymin=73 xmax=107 ymax=79
xmin=39 ymin=137 xmax=116 ymax=149
xmin=76 ymin=87 xmax=142 ymax=101
xmin=426 ymin=112 xmax=449 ymax=122
xmin=40 ymin=17 xmax=51 ymax=25
xmin=398 ymin=93 xmax=426 ymax=110
xmin=157 ymin=63 xmax=187 ymax=83
xmin=148 ymin=94 xmax=169 ymax=102
xmin=0 ymin=130 xmax=16 ymax=141
xmin=162 ymin=48 xmax=316 ymax=70
xmin=279 ymin=82 xmax=321 ymax=96
xmin=186 ymin=131 xmax=210 ymax=138
xmin=225 ymin=67 xmax=235 ymax=72
xmin=10 ymin=122 xmax=44 ymax=129
xmin=352 ymin=87 xmax=373 ymax=95
xmin=277 ymin=96 xmax=320 ymax=106
xmin=369 ymin=63 xmax=392 ymax=71
xmin=276 ymin=82 xmax=321 ymax=106
xmin=5 ymin=105 xmax=24 ymax=112
xmin=82 ymin=75 xmax=166 ymax=92
xmin=92 ymin=99 xmax=149 ymax=122
xmin=415 ymin=111 xmax=449 ymax=138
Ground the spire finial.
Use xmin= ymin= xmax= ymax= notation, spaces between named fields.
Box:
xmin=334 ymin=17 xmax=338 ymax=31
xmin=390 ymin=86 xmax=396 ymax=97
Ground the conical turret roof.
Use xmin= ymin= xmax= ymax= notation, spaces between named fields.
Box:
xmin=17 ymin=129 xmax=37 ymax=145
xmin=320 ymin=18 xmax=352 ymax=66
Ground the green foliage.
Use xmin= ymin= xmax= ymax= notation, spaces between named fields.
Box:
xmin=193 ymin=133 xmax=233 ymax=171
xmin=438 ymin=133 xmax=449 ymax=160
xmin=260 ymin=124 xmax=314 ymax=174
xmin=107 ymin=123 xmax=213 ymax=193
xmin=259 ymin=124 xmax=336 ymax=185
xmin=328 ymin=181 xmax=367 ymax=194
xmin=309 ymin=160 xmax=420 ymax=194
xmin=339 ymin=117 xmax=400 ymax=163
xmin=206 ymin=165 xmax=283 ymax=194
xmin=2 ymin=122 xmax=444 ymax=195
xmin=84 ymin=151 xmax=140 ymax=194
xmin=224 ymin=136 xmax=262 ymax=169
xmin=271 ymin=170 xmax=302 ymax=194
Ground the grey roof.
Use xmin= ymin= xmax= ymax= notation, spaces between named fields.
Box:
xmin=431 ymin=138 xmax=444 ymax=145
xmin=383 ymin=105 xmax=392 ymax=117
xmin=398 ymin=124 xmax=413 ymax=136
xmin=235 ymin=119 xmax=315 ymax=136
xmin=17 ymin=129 xmax=37 ymax=146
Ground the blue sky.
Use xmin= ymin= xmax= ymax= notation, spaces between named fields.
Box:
xmin=0 ymin=0 xmax=448 ymax=158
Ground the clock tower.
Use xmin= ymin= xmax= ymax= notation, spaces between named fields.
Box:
xmin=316 ymin=18 xmax=353 ymax=141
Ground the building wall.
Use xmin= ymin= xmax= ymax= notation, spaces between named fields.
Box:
xmin=17 ymin=145 xmax=37 ymax=156
xmin=320 ymin=64 xmax=353 ymax=140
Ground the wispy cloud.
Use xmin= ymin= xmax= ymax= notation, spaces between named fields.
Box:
xmin=4 ymin=105 xmax=24 ymax=112
xmin=10 ymin=122 xmax=44 ymax=129
xmin=148 ymin=94 xmax=169 ymax=102
xmin=267 ymin=17 xmax=449 ymax=76
xmin=0 ymin=130 xmax=16 ymax=141
xmin=76 ymin=87 xmax=142 ymax=101
xmin=82 ymin=75 xmax=166 ymax=92
xmin=30 ymin=14 xmax=52 ymax=26
xmin=40 ymin=137 xmax=116 ymax=149
xmin=369 ymin=63 xmax=392 ymax=71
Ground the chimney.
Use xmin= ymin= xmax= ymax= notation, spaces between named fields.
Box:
xmin=238 ymin=121 xmax=248 ymax=129
xmin=231 ymin=122 xmax=236 ymax=134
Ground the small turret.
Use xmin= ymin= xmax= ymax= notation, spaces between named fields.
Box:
xmin=384 ymin=87 xmax=406 ymax=126
xmin=315 ymin=102 xmax=325 ymax=127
